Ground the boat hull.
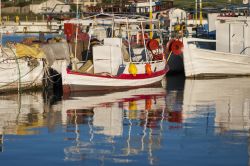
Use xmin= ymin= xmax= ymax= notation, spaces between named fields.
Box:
xmin=183 ymin=38 xmax=250 ymax=78
xmin=167 ymin=53 xmax=184 ymax=74
xmin=62 ymin=61 xmax=168 ymax=93
xmin=0 ymin=59 xmax=44 ymax=93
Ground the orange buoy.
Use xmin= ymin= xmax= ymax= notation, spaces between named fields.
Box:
xmin=145 ymin=63 xmax=152 ymax=75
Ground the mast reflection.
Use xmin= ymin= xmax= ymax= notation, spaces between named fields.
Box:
xmin=62 ymin=87 xmax=182 ymax=164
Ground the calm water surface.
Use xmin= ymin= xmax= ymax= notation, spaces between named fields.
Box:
xmin=0 ymin=76 xmax=249 ymax=166
xmin=1 ymin=33 xmax=59 ymax=45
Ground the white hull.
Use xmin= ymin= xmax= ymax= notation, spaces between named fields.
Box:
xmin=0 ymin=59 xmax=44 ymax=92
xmin=62 ymin=61 xmax=167 ymax=92
xmin=0 ymin=48 xmax=44 ymax=92
xmin=183 ymin=38 xmax=250 ymax=77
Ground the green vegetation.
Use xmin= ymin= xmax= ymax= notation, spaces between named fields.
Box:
xmin=174 ymin=0 xmax=244 ymax=10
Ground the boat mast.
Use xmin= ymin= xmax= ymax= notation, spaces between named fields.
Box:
xmin=126 ymin=18 xmax=132 ymax=60
xmin=149 ymin=0 xmax=153 ymax=39
xmin=200 ymin=0 xmax=203 ymax=25
xmin=73 ymin=0 xmax=79 ymax=70
xmin=0 ymin=0 xmax=2 ymax=49
xmin=195 ymin=0 xmax=198 ymax=25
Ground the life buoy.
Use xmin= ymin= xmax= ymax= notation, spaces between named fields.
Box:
xmin=166 ymin=39 xmax=184 ymax=56
xmin=146 ymin=39 xmax=163 ymax=61
xmin=170 ymin=40 xmax=184 ymax=55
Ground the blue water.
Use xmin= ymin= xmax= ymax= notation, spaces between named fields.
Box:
xmin=1 ymin=33 xmax=60 ymax=45
xmin=0 ymin=75 xmax=250 ymax=166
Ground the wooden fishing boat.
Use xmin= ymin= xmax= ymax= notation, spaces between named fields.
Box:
xmin=62 ymin=17 xmax=169 ymax=93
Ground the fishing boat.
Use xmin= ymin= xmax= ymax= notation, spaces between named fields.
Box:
xmin=0 ymin=0 xmax=45 ymax=92
xmin=0 ymin=41 xmax=45 ymax=92
xmin=183 ymin=38 xmax=250 ymax=78
xmin=61 ymin=16 xmax=170 ymax=93
xmin=182 ymin=13 xmax=250 ymax=78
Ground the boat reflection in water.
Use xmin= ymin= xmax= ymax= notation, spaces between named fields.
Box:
xmin=61 ymin=87 xmax=182 ymax=164
xmin=0 ymin=93 xmax=44 ymax=152
xmin=2 ymin=77 xmax=250 ymax=165
xmin=183 ymin=77 xmax=250 ymax=166
xmin=183 ymin=78 xmax=250 ymax=132
xmin=0 ymin=92 xmax=62 ymax=153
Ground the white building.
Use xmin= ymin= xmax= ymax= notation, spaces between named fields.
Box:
xmin=30 ymin=0 xmax=70 ymax=14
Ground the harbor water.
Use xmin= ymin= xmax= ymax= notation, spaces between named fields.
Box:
xmin=0 ymin=75 xmax=249 ymax=166
xmin=1 ymin=33 xmax=60 ymax=45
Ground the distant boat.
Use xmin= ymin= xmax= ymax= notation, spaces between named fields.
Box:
xmin=0 ymin=26 xmax=17 ymax=35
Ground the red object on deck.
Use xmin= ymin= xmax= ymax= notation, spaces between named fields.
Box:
xmin=64 ymin=23 xmax=89 ymax=41
xmin=147 ymin=39 xmax=164 ymax=60
xmin=147 ymin=39 xmax=159 ymax=50
xmin=64 ymin=23 xmax=74 ymax=41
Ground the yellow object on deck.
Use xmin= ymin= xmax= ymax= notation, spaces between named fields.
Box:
xmin=174 ymin=24 xmax=181 ymax=31
xmin=128 ymin=63 xmax=137 ymax=77
xmin=16 ymin=43 xmax=45 ymax=59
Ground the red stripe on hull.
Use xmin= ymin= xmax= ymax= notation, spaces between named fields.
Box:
xmin=66 ymin=67 xmax=169 ymax=79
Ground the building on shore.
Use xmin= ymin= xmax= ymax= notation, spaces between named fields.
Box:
xmin=30 ymin=0 xmax=70 ymax=14
xmin=1 ymin=0 xmax=70 ymax=14
xmin=85 ymin=0 xmax=173 ymax=15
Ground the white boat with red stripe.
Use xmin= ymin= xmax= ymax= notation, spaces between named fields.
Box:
xmin=62 ymin=17 xmax=169 ymax=93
